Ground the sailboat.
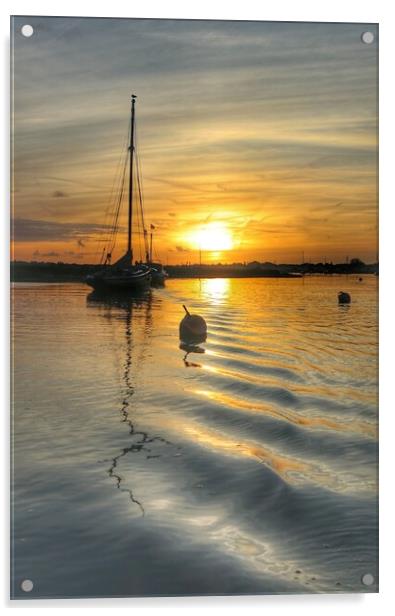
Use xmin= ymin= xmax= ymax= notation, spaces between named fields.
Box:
xmin=86 ymin=95 xmax=152 ymax=292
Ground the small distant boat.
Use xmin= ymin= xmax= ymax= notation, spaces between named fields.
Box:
xmin=147 ymin=225 xmax=168 ymax=286
xmin=86 ymin=95 xmax=164 ymax=292
xmin=150 ymin=263 xmax=167 ymax=286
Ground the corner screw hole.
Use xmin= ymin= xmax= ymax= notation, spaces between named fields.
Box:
xmin=21 ymin=24 xmax=34 ymax=38
xmin=21 ymin=579 xmax=34 ymax=592
xmin=361 ymin=573 xmax=375 ymax=586
xmin=361 ymin=31 xmax=374 ymax=44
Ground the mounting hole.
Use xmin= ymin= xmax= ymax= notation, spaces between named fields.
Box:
xmin=21 ymin=24 xmax=34 ymax=38
xmin=21 ymin=579 xmax=34 ymax=592
xmin=361 ymin=573 xmax=375 ymax=586
xmin=361 ymin=31 xmax=374 ymax=44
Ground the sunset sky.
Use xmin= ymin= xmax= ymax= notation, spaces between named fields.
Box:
xmin=11 ymin=17 xmax=378 ymax=264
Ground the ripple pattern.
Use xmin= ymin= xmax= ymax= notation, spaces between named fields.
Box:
xmin=11 ymin=276 xmax=378 ymax=598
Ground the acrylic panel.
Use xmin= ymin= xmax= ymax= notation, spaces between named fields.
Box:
xmin=10 ymin=16 xmax=378 ymax=599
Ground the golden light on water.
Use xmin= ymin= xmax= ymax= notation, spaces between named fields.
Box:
xmin=201 ymin=278 xmax=230 ymax=304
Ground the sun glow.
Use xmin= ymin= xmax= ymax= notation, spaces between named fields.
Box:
xmin=191 ymin=222 xmax=234 ymax=251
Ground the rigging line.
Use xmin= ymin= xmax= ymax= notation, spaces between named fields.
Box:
xmin=108 ymin=150 xmax=128 ymax=256
xmin=101 ymin=117 xmax=131 ymax=261
xmin=95 ymin=117 xmax=131 ymax=264
xmin=135 ymin=173 xmax=143 ymax=262
xmin=105 ymin=122 xmax=131 ymax=259
xmin=105 ymin=170 xmax=125 ymax=258
xmin=135 ymin=122 xmax=149 ymax=261
xmin=134 ymin=125 xmax=145 ymax=213
xmin=136 ymin=157 xmax=149 ymax=261
xmin=133 ymin=122 xmax=145 ymax=262
xmin=104 ymin=141 xmax=129 ymax=259
xmin=108 ymin=189 xmax=124 ymax=257
xmin=153 ymin=245 xmax=161 ymax=262
xmin=98 ymin=141 xmax=129 ymax=263
xmin=103 ymin=149 xmax=128 ymax=262
xmin=111 ymin=151 xmax=128 ymax=236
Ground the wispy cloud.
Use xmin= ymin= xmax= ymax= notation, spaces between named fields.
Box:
xmin=33 ymin=250 xmax=61 ymax=258
xmin=12 ymin=218 xmax=111 ymax=242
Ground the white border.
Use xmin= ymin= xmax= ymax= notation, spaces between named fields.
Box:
xmin=2 ymin=1 xmax=394 ymax=614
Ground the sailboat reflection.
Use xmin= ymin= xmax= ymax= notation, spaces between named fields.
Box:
xmin=87 ymin=288 xmax=152 ymax=310
xmin=87 ymin=289 xmax=170 ymax=516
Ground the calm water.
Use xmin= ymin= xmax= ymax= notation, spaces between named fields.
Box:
xmin=11 ymin=276 xmax=378 ymax=598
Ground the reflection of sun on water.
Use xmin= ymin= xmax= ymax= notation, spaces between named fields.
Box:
xmin=201 ymin=278 xmax=230 ymax=304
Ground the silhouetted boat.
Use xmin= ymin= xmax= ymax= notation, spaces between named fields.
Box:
xmin=147 ymin=224 xmax=168 ymax=286
xmin=150 ymin=263 xmax=167 ymax=286
xmin=86 ymin=258 xmax=151 ymax=291
xmin=86 ymin=95 xmax=152 ymax=292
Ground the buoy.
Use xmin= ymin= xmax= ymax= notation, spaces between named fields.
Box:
xmin=338 ymin=291 xmax=351 ymax=304
xmin=359 ymin=277 xmax=363 ymax=282
xmin=179 ymin=305 xmax=207 ymax=343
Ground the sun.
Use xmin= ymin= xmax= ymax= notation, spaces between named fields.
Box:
xmin=191 ymin=222 xmax=233 ymax=251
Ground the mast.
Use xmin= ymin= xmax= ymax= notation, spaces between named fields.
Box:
xmin=127 ymin=95 xmax=137 ymax=257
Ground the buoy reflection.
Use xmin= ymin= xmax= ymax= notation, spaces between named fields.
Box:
xmin=180 ymin=341 xmax=205 ymax=368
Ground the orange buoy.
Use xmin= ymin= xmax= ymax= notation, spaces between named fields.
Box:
xmin=179 ymin=305 xmax=207 ymax=343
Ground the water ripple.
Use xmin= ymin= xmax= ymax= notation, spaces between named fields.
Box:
xmin=11 ymin=277 xmax=378 ymax=597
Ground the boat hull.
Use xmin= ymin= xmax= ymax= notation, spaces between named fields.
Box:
xmin=86 ymin=269 xmax=151 ymax=292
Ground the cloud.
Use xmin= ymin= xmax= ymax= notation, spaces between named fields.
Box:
xmin=175 ymin=245 xmax=189 ymax=252
xmin=12 ymin=218 xmax=111 ymax=242
xmin=64 ymin=250 xmax=96 ymax=257
xmin=33 ymin=250 xmax=61 ymax=257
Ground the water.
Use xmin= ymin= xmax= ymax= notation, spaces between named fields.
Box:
xmin=11 ymin=276 xmax=378 ymax=598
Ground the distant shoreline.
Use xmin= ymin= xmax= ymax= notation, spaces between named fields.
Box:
xmin=11 ymin=260 xmax=378 ymax=283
